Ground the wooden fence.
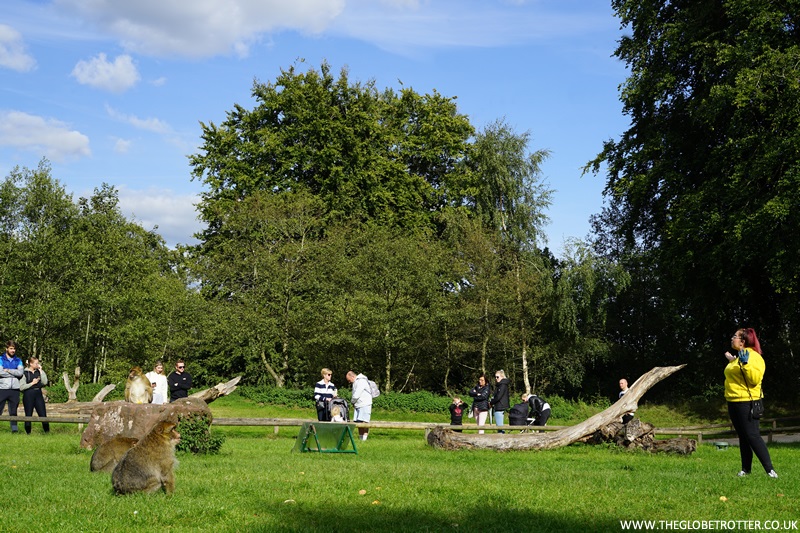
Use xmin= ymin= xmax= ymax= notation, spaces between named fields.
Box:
xmin=2 ymin=414 xmax=799 ymax=442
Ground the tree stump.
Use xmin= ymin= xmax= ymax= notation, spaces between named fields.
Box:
xmin=80 ymin=397 xmax=212 ymax=449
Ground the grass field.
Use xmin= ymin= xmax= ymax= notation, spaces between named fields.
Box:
xmin=2 ymin=396 xmax=797 ymax=532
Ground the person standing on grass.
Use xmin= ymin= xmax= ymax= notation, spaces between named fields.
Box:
xmin=724 ymin=327 xmax=778 ymax=478
xmin=618 ymin=378 xmax=634 ymax=424
xmin=346 ymin=370 xmax=372 ymax=441
xmin=490 ymin=370 xmax=510 ymax=433
xmin=469 ymin=374 xmax=491 ymax=434
xmin=146 ymin=360 xmax=169 ymax=405
xmin=19 ymin=356 xmax=49 ymax=434
xmin=0 ymin=341 xmax=24 ymax=433
xmin=313 ymin=368 xmax=337 ymax=421
xmin=448 ymin=397 xmax=469 ymax=432
xmin=168 ymin=359 xmax=192 ymax=402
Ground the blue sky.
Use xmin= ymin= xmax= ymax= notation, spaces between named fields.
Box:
xmin=1 ymin=0 xmax=629 ymax=252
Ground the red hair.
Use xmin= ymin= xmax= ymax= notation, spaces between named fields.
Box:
xmin=739 ymin=327 xmax=762 ymax=355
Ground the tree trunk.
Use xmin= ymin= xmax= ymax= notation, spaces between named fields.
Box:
xmin=427 ymin=365 xmax=686 ymax=451
xmin=261 ymin=349 xmax=284 ymax=388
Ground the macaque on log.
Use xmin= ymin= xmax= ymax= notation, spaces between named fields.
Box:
xmin=427 ymin=365 xmax=686 ymax=452
xmin=124 ymin=366 xmax=153 ymax=404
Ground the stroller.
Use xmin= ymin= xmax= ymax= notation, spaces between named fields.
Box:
xmin=324 ymin=398 xmax=350 ymax=422
xmin=508 ymin=402 xmax=535 ymax=433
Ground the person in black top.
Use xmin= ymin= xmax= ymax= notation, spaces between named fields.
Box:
xmin=448 ymin=397 xmax=469 ymax=432
xmin=490 ymin=370 xmax=510 ymax=433
xmin=469 ymin=374 xmax=491 ymax=434
xmin=168 ymin=359 xmax=192 ymax=402
xmin=524 ymin=393 xmax=551 ymax=432
xmin=19 ymin=356 xmax=49 ymax=434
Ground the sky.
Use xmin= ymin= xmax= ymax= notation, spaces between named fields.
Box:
xmin=0 ymin=0 xmax=630 ymax=253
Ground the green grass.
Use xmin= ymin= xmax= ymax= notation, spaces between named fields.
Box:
xmin=2 ymin=398 xmax=797 ymax=532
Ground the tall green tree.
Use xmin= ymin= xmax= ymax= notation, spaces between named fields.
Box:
xmin=190 ymin=61 xmax=474 ymax=237
xmin=468 ymin=120 xmax=553 ymax=393
xmin=588 ymin=0 xmax=800 ymax=396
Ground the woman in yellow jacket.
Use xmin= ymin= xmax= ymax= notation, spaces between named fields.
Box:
xmin=724 ymin=327 xmax=777 ymax=478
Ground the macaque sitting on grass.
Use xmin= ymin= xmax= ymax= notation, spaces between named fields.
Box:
xmin=90 ymin=436 xmax=138 ymax=473
xmin=112 ymin=420 xmax=180 ymax=495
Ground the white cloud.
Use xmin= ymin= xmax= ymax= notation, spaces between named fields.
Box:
xmin=71 ymin=53 xmax=140 ymax=92
xmin=0 ymin=110 xmax=90 ymax=161
xmin=105 ymin=104 xmax=171 ymax=134
xmin=117 ymin=186 xmax=202 ymax=247
xmin=150 ymin=76 xmax=167 ymax=86
xmin=54 ymin=0 xmax=346 ymax=58
xmin=113 ymin=137 xmax=131 ymax=153
xmin=329 ymin=0 xmax=612 ymax=54
xmin=0 ymin=24 xmax=36 ymax=71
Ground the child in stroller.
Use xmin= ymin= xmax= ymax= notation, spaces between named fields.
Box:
xmin=325 ymin=397 xmax=350 ymax=422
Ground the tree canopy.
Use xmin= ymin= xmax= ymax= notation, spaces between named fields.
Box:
xmin=589 ymin=0 xmax=800 ymax=395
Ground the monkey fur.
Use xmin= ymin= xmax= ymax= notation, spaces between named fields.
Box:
xmin=112 ymin=420 xmax=181 ymax=495
xmin=90 ymin=436 xmax=139 ymax=473
xmin=125 ymin=366 xmax=153 ymax=404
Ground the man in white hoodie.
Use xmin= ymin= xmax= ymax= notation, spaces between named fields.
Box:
xmin=346 ymin=370 xmax=373 ymax=441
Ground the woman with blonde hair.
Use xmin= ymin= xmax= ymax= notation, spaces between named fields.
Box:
xmin=313 ymin=368 xmax=337 ymax=421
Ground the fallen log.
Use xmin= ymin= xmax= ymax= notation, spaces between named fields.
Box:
xmin=45 ymin=376 xmax=243 ymax=417
xmin=427 ymin=365 xmax=686 ymax=451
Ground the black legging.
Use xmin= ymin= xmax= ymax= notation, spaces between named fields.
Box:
xmin=0 ymin=389 xmax=20 ymax=432
xmin=23 ymin=389 xmax=49 ymax=434
xmin=727 ymin=401 xmax=773 ymax=473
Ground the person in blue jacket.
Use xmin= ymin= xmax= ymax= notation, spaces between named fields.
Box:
xmin=0 ymin=341 xmax=24 ymax=433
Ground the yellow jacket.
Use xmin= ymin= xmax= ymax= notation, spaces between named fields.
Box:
xmin=724 ymin=347 xmax=765 ymax=402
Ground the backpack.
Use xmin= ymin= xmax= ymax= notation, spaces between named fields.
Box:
xmin=368 ymin=380 xmax=380 ymax=398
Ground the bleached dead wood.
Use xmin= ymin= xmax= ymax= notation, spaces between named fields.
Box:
xmin=189 ymin=376 xmax=241 ymax=403
xmin=62 ymin=367 xmax=81 ymax=402
xmin=427 ymin=365 xmax=686 ymax=451
xmin=46 ymin=376 xmax=242 ymax=416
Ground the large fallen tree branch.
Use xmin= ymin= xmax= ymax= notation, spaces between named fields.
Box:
xmin=427 ymin=365 xmax=686 ymax=451
xmin=46 ymin=376 xmax=242 ymax=416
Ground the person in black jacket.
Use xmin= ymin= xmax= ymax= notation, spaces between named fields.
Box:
xmin=524 ymin=393 xmax=551 ymax=432
xmin=490 ymin=370 xmax=511 ymax=433
xmin=468 ymin=374 xmax=491 ymax=434
xmin=19 ymin=356 xmax=49 ymax=434
xmin=167 ymin=359 xmax=192 ymax=402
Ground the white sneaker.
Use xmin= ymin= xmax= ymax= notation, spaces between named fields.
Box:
xmin=768 ymin=470 xmax=778 ymax=478
xmin=737 ymin=471 xmax=749 ymax=477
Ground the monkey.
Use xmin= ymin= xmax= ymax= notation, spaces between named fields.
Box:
xmin=124 ymin=366 xmax=153 ymax=404
xmin=112 ymin=420 xmax=181 ymax=495
xmin=90 ymin=436 xmax=138 ymax=473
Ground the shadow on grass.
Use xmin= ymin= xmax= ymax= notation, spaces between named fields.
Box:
xmin=248 ymin=503 xmax=618 ymax=532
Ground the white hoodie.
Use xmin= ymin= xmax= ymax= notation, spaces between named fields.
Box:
xmin=352 ymin=373 xmax=373 ymax=408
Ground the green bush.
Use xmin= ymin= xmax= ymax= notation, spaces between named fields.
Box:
xmin=237 ymin=386 xmax=315 ymax=408
xmin=233 ymin=386 xmax=630 ymax=422
xmin=175 ymin=413 xmax=225 ymax=454
xmin=373 ymin=391 xmax=453 ymax=413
